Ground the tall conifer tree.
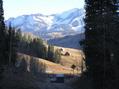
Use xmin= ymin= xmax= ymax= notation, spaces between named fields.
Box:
xmin=84 ymin=0 xmax=119 ymax=89
xmin=0 ymin=0 xmax=8 ymax=65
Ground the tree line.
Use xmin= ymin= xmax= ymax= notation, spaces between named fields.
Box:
xmin=0 ymin=0 xmax=61 ymax=76
xmin=16 ymin=29 xmax=61 ymax=63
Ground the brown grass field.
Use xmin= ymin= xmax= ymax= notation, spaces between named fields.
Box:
xmin=55 ymin=46 xmax=85 ymax=68
xmin=17 ymin=48 xmax=84 ymax=75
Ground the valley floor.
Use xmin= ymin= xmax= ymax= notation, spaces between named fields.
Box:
xmin=0 ymin=47 xmax=86 ymax=89
xmin=0 ymin=67 xmax=74 ymax=89
xmin=36 ymin=79 xmax=74 ymax=89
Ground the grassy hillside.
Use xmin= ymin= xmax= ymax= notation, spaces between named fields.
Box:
xmin=54 ymin=46 xmax=85 ymax=69
xmin=17 ymin=53 xmax=81 ymax=74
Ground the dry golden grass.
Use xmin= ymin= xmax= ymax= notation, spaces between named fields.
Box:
xmin=54 ymin=46 xmax=85 ymax=68
xmin=17 ymin=53 xmax=81 ymax=74
xmin=41 ymin=59 xmax=80 ymax=74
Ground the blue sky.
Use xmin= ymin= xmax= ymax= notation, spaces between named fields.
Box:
xmin=3 ymin=0 xmax=85 ymax=20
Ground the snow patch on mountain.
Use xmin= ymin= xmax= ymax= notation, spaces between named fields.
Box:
xmin=5 ymin=8 xmax=85 ymax=40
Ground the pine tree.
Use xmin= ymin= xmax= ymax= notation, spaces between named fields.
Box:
xmin=7 ymin=25 xmax=19 ymax=66
xmin=54 ymin=49 xmax=61 ymax=63
xmin=15 ymin=29 xmax=22 ymax=50
xmin=41 ymin=46 xmax=47 ymax=59
xmin=84 ymin=0 xmax=119 ymax=89
xmin=47 ymin=45 xmax=54 ymax=62
xmin=0 ymin=0 xmax=8 ymax=65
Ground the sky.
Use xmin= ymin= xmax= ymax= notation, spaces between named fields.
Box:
xmin=3 ymin=0 xmax=85 ymax=20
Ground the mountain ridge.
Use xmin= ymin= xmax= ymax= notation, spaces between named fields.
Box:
xmin=48 ymin=33 xmax=85 ymax=49
xmin=5 ymin=8 xmax=85 ymax=40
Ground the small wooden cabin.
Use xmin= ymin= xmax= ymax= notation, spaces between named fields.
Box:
xmin=64 ymin=52 xmax=70 ymax=56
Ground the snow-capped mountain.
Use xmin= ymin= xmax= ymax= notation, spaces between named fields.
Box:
xmin=5 ymin=8 xmax=85 ymax=40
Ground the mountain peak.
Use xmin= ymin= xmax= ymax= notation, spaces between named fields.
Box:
xmin=67 ymin=8 xmax=80 ymax=12
xmin=5 ymin=8 xmax=85 ymax=40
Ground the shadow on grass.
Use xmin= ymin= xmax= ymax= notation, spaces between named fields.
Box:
xmin=70 ymin=72 xmax=93 ymax=89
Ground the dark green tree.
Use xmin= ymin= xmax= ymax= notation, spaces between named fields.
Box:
xmin=54 ymin=49 xmax=61 ymax=63
xmin=32 ymin=38 xmax=47 ymax=58
xmin=7 ymin=25 xmax=20 ymax=66
xmin=41 ymin=46 xmax=47 ymax=59
xmin=84 ymin=0 xmax=119 ymax=89
xmin=47 ymin=45 xmax=54 ymax=62
xmin=0 ymin=0 xmax=8 ymax=65
xmin=16 ymin=29 xmax=22 ymax=44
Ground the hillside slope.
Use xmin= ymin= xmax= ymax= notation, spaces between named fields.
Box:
xmin=49 ymin=33 xmax=85 ymax=49
xmin=54 ymin=46 xmax=85 ymax=68
xmin=17 ymin=53 xmax=81 ymax=74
